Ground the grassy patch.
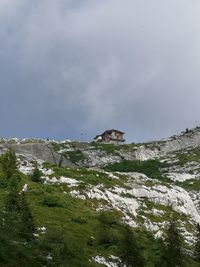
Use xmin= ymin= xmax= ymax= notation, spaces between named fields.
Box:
xmin=63 ymin=150 xmax=87 ymax=164
xmin=137 ymin=199 xmax=189 ymax=226
xmin=43 ymin=163 xmax=127 ymax=188
xmin=176 ymin=148 xmax=200 ymax=166
xmin=175 ymin=179 xmax=200 ymax=191
xmin=0 ymin=172 xmax=198 ymax=265
xmin=104 ymin=160 xmax=171 ymax=182
xmin=50 ymin=142 xmax=63 ymax=152
xmin=40 ymin=195 xmax=65 ymax=207
xmin=1 ymin=174 xmax=168 ymax=266
xmin=90 ymin=142 xmax=121 ymax=155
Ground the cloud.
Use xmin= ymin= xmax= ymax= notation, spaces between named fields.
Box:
xmin=0 ymin=0 xmax=200 ymax=141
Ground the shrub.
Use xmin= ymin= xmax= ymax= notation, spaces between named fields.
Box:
xmin=104 ymin=159 xmax=169 ymax=181
xmin=40 ymin=196 xmax=63 ymax=208
xmin=72 ymin=216 xmax=87 ymax=224
xmin=63 ymin=150 xmax=86 ymax=163
xmin=31 ymin=167 xmax=42 ymax=183
xmin=0 ymin=149 xmax=18 ymax=180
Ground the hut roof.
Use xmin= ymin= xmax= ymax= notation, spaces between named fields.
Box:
xmin=102 ymin=129 xmax=125 ymax=135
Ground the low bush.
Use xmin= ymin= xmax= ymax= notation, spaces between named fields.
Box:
xmin=40 ymin=195 xmax=63 ymax=208
xmin=30 ymin=167 xmax=42 ymax=182
xmin=104 ymin=159 xmax=169 ymax=181
xmin=63 ymin=150 xmax=86 ymax=163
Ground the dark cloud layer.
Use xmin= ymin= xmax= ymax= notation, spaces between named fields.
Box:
xmin=0 ymin=0 xmax=200 ymax=142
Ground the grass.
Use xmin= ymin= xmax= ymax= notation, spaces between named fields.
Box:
xmin=104 ymin=159 xmax=171 ymax=183
xmin=50 ymin=142 xmax=88 ymax=164
xmin=175 ymin=179 xmax=200 ymax=191
xmin=0 ymin=174 xmax=162 ymax=266
xmin=137 ymin=199 xmax=189 ymax=225
xmin=176 ymin=148 xmax=200 ymax=166
xmin=62 ymin=150 xmax=87 ymax=164
xmin=90 ymin=142 xmax=121 ymax=155
xmin=0 ymin=168 xmax=198 ymax=265
xmin=43 ymin=163 xmax=127 ymax=188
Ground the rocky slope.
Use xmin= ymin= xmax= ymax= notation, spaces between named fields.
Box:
xmin=1 ymin=127 xmax=200 ymax=265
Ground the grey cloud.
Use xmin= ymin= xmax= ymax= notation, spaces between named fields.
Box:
xmin=0 ymin=0 xmax=200 ymax=142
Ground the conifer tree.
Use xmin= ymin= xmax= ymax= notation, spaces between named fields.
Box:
xmin=0 ymin=149 xmax=18 ymax=179
xmin=194 ymin=223 xmax=200 ymax=262
xmin=98 ymin=212 xmax=113 ymax=245
xmin=4 ymin=174 xmax=21 ymax=212
xmin=4 ymin=175 xmax=34 ymax=242
xmin=18 ymin=192 xmax=35 ymax=241
xmin=31 ymin=166 xmax=42 ymax=183
xmin=120 ymin=226 xmax=144 ymax=267
xmin=3 ymin=175 xmax=22 ymax=239
xmin=97 ymin=211 xmax=120 ymax=246
xmin=159 ymin=219 xmax=184 ymax=267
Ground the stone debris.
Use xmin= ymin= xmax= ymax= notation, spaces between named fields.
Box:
xmin=93 ymin=255 xmax=123 ymax=267
xmin=22 ymin=184 xmax=29 ymax=193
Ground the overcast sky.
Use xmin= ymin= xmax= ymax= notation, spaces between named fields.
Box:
xmin=0 ymin=0 xmax=200 ymax=142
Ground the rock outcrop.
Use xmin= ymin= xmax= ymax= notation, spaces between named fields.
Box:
xmin=1 ymin=143 xmax=75 ymax=167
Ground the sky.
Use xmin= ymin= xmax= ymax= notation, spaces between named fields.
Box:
xmin=0 ymin=0 xmax=200 ymax=143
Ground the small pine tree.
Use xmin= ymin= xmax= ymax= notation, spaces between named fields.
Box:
xmin=0 ymin=149 xmax=18 ymax=180
xmin=4 ymin=174 xmax=34 ymax=242
xmin=160 ymin=219 xmax=184 ymax=267
xmin=18 ymin=192 xmax=35 ymax=241
xmin=3 ymin=175 xmax=22 ymax=239
xmin=5 ymin=174 xmax=21 ymax=212
xmin=154 ymin=238 xmax=167 ymax=267
xmin=120 ymin=226 xmax=144 ymax=267
xmin=194 ymin=223 xmax=200 ymax=262
xmin=97 ymin=211 xmax=119 ymax=246
xmin=31 ymin=166 xmax=42 ymax=182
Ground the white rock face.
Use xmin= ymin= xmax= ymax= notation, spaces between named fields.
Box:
xmin=43 ymin=176 xmax=80 ymax=187
xmin=67 ymin=172 xmax=200 ymax=236
xmin=161 ymin=129 xmax=200 ymax=152
xmin=134 ymin=146 xmax=159 ymax=160
xmin=83 ymin=150 xmax=121 ymax=167
xmin=70 ymin=190 xmax=86 ymax=200
xmin=166 ymin=173 xmax=196 ymax=182
xmin=93 ymin=256 xmax=123 ymax=267
xmin=86 ymin=185 xmax=139 ymax=217
xmin=133 ymin=128 xmax=200 ymax=161
xmin=129 ymin=184 xmax=200 ymax=223
xmin=22 ymin=184 xmax=29 ymax=193
xmin=19 ymin=163 xmax=34 ymax=175
xmin=42 ymin=168 xmax=54 ymax=175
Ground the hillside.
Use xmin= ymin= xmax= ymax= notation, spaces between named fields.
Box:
xmin=1 ymin=128 xmax=200 ymax=266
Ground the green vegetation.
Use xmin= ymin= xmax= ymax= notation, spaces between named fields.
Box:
xmin=40 ymin=195 xmax=65 ymax=208
xmin=176 ymin=148 xmax=200 ymax=166
xmin=104 ymin=159 xmax=170 ymax=182
xmin=175 ymin=179 xmax=200 ymax=191
xmin=194 ymin=224 xmax=200 ymax=262
xmin=90 ymin=142 xmax=121 ymax=155
xmin=43 ymin=162 xmax=127 ymax=188
xmin=50 ymin=141 xmax=87 ymax=164
xmin=157 ymin=219 xmax=184 ymax=267
xmin=120 ymin=225 xmax=144 ymax=267
xmin=31 ymin=166 xmax=43 ymax=182
xmin=0 ymin=149 xmax=18 ymax=183
xmin=137 ymin=199 xmax=189 ymax=227
xmin=63 ymin=150 xmax=87 ymax=164
xmin=0 ymin=149 xmax=198 ymax=266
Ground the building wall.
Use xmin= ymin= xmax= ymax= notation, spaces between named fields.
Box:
xmin=102 ymin=131 xmax=124 ymax=142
